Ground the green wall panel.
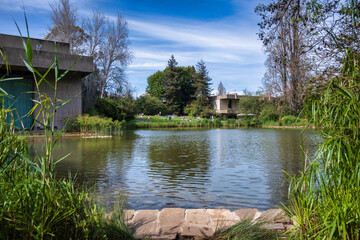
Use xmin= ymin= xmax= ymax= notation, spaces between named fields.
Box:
xmin=1 ymin=78 xmax=33 ymax=129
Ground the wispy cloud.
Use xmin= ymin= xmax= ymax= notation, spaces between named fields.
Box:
xmin=128 ymin=19 xmax=260 ymax=52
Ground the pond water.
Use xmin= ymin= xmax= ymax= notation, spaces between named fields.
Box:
xmin=30 ymin=128 xmax=318 ymax=210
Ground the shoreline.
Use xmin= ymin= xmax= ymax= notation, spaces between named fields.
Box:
xmin=25 ymin=125 xmax=313 ymax=139
xmin=124 ymin=207 xmax=293 ymax=239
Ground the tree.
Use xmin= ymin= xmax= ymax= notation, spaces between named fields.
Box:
xmin=47 ymin=3 xmax=132 ymax=109
xmin=255 ymin=0 xmax=312 ymax=113
xmin=96 ymin=14 xmax=132 ymax=99
xmin=146 ymin=71 xmax=165 ymax=99
xmin=218 ymin=81 xmax=226 ymax=95
xmin=163 ymin=55 xmax=182 ymax=114
xmin=46 ymin=0 xmax=87 ymax=54
xmin=135 ymin=95 xmax=168 ymax=115
xmin=193 ymin=60 xmax=212 ymax=105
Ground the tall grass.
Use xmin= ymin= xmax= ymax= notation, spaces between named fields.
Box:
xmin=68 ymin=114 xmax=123 ymax=135
xmin=122 ymin=115 xmax=258 ymax=128
xmin=206 ymin=219 xmax=279 ymax=240
xmin=286 ymin=49 xmax=360 ymax=239
xmin=0 ymin=15 xmax=135 ymax=239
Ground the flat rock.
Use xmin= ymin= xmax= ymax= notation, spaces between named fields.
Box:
xmin=260 ymin=209 xmax=287 ymax=222
xmin=124 ymin=209 xmax=135 ymax=223
xmin=184 ymin=209 xmax=210 ymax=225
xmin=131 ymin=210 xmax=160 ymax=238
xmin=158 ymin=208 xmax=185 ymax=235
xmin=264 ymin=223 xmax=286 ymax=231
xmin=234 ymin=208 xmax=259 ymax=221
xmin=180 ymin=225 xmax=215 ymax=237
xmin=207 ymin=209 xmax=240 ymax=229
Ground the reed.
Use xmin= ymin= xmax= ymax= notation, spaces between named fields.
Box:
xmin=285 ymin=49 xmax=360 ymax=239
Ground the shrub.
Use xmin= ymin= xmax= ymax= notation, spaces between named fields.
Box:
xmin=95 ymin=97 xmax=135 ymax=121
xmin=68 ymin=114 xmax=123 ymax=134
xmin=135 ymin=95 xmax=169 ymax=115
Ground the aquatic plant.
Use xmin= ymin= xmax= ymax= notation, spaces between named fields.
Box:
xmin=286 ymin=49 xmax=360 ymax=239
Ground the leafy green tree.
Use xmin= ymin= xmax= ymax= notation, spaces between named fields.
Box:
xmin=146 ymin=57 xmax=214 ymax=115
xmin=95 ymin=97 xmax=135 ymax=121
xmin=238 ymin=96 xmax=262 ymax=115
xmin=146 ymin=71 xmax=165 ymax=99
xmin=135 ymin=95 xmax=168 ymax=115
xmin=178 ymin=66 xmax=196 ymax=109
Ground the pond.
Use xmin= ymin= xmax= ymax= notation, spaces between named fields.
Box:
xmin=30 ymin=128 xmax=318 ymax=210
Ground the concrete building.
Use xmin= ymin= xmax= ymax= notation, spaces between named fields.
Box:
xmin=0 ymin=34 xmax=93 ymax=129
xmin=209 ymin=93 xmax=239 ymax=114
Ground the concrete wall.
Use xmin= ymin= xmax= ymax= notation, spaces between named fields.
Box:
xmin=0 ymin=34 xmax=92 ymax=130
xmin=210 ymin=94 xmax=239 ymax=114
xmin=34 ymin=73 xmax=82 ymax=130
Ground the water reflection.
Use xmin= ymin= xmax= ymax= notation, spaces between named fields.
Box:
xmin=29 ymin=128 xmax=317 ymax=210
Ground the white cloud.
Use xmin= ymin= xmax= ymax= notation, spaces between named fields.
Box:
xmin=128 ymin=19 xmax=261 ymax=53
xmin=129 ymin=62 xmax=166 ymax=69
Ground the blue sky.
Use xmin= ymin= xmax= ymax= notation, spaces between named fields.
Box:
xmin=0 ymin=0 xmax=267 ymax=96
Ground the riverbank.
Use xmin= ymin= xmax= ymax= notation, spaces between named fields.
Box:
xmin=124 ymin=207 xmax=293 ymax=239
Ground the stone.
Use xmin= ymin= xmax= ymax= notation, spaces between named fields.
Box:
xmin=184 ymin=209 xmax=210 ymax=225
xmin=180 ymin=225 xmax=215 ymax=237
xmin=284 ymin=224 xmax=295 ymax=231
xmin=207 ymin=209 xmax=240 ymax=229
xmin=264 ymin=223 xmax=286 ymax=231
xmin=158 ymin=208 xmax=185 ymax=235
xmin=234 ymin=208 xmax=259 ymax=221
xmin=124 ymin=209 xmax=135 ymax=223
xmin=151 ymin=233 xmax=178 ymax=240
xmin=260 ymin=209 xmax=287 ymax=222
xmin=131 ymin=210 xmax=160 ymax=238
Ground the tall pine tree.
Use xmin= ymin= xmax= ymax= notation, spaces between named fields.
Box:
xmin=164 ymin=55 xmax=182 ymax=114
xmin=193 ymin=60 xmax=212 ymax=106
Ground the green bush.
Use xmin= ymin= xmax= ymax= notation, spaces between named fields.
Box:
xmin=259 ymin=104 xmax=279 ymax=122
xmin=95 ymin=97 xmax=135 ymax=121
xmin=68 ymin=114 xmax=123 ymax=134
xmin=135 ymin=95 xmax=169 ymax=115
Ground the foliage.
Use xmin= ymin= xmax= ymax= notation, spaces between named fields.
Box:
xmin=286 ymin=50 xmax=360 ymax=239
xmin=257 ymin=0 xmax=360 ymax=114
xmin=47 ymin=2 xmax=133 ymax=108
xmin=238 ymin=96 xmax=281 ymax=123
xmin=192 ymin=60 xmax=212 ymax=105
xmin=162 ymin=55 xmax=196 ymax=115
xmin=146 ymin=71 xmax=165 ymax=99
xmin=255 ymin=0 xmax=311 ymax=113
xmin=207 ymin=219 xmax=279 ymax=240
xmin=68 ymin=114 xmax=123 ymax=134
xmin=46 ymin=0 xmax=87 ymax=54
xmin=145 ymin=56 xmax=213 ymax=115
xmin=135 ymin=95 xmax=168 ymax=115
xmin=184 ymin=100 xmax=215 ymax=117
xmin=259 ymin=104 xmax=278 ymax=122
xmin=95 ymin=97 xmax=135 ymax=121
xmin=123 ymin=115 xmax=261 ymax=128
xmin=238 ymin=96 xmax=262 ymax=116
